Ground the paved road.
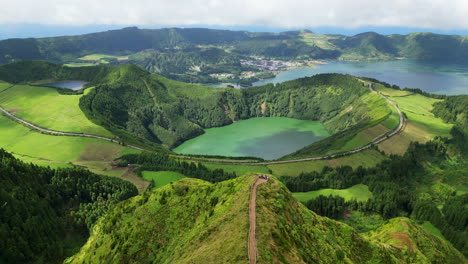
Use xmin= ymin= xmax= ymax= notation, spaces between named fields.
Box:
xmin=0 ymin=105 xmax=146 ymax=152
xmin=248 ymin=175 xmax=268 ymax=264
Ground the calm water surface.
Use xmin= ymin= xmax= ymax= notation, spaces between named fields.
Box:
xmin=173 ymin=117 xmax=330 ymax=160
xmin=44 ymin=81 xmax=87 ymax=90
xmin=253 ymin=60 xmax=468 ymax=95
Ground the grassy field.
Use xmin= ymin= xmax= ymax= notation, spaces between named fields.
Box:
xmin=0 ymin=114 xmax=140 ymax=175
xmin=79 ymin=54 xmax=129 ymax=61
xmin=375 ymin=88 xmax=453 ymax=155
xmin=292 ymin=184 xmax=373 ymax=202
xmin=64 ymin=63 xmax=96 ymax=67
xmin=0 ymin=81 xmax=12 ymax=92
xmin=142 ymin=171 xmax=185 ymax=189
xmin=421 ymin=221 xmax=447 ymax=241
xmin=268 ymin=149 xmax=386 ymax=176
xmin=0 ymin=83 xmax=113 ymax=137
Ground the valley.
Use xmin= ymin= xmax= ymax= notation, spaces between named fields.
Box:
xmin=0 ymin=28 xmax=467 ymax=264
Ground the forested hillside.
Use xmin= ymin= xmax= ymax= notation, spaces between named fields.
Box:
xmin=0 ymin=61 xmax=392 ymax=157
xmin=0 ymin=149 xmax=138 ymax=264
xmin=1 ymin=27 xmax=467 ymax=84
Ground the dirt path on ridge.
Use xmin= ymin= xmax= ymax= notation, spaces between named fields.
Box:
xmin=248 ymin=176 xmax=267 ymax=264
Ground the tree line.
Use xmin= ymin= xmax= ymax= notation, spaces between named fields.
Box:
xmin=0 ymin=149 xmax=138 ymax=263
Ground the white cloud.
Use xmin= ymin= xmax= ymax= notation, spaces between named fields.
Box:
xmin=0 ymin=0 xmax=467 ymax=29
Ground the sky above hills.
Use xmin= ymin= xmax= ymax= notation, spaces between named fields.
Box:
xmin=1 ymin=0 xmax=467 ymax=39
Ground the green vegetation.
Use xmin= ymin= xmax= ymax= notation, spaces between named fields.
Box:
xmin=64 ymin=174 xmax=464 ymax=263
xmin=292 ymin=184 xmax=373 ymax=202
xmin=280 ymin=136 xmax=468 ymax=256
xmin=376 ymin=85 xmax=453 ymax=155
xmin=268 ymin=149 xmax=386 ymax=176
xmin=68 ymin=176 xmax=254 ymax=264
xmin=0 ymin=61 xmax=396 ymax=159
xmin=422 ymin=221 xmax=447 ymax=241
xmin=0 ymin=83 xmax=113 ymax=136
xmin=142 ymin=171 xmax=185 ymax=189
xmin=0 ymin=149 xmax=137 ymax=264
xmin=204 ymin=162 xmax=271 ymax=176
xmin=118 ymin=152 xmax=237 ymax=183
xmin=0 ymin=114 xmax=130 ymax=163
xmin=255 ymin=176 xmax=465 ymax=263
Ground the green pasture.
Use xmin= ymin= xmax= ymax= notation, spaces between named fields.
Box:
xmin=421 ymin=221 xmax=447 ymax=241
xmin=292 ymin=184 xmax=373 ymax=202
xmin=64 ymin=63 xmax=96 ymax=67
xmin=78 ymin=54 xmax=128 ymax=61
xmin=0 ymin=114 xmax=133 ymax=164
xmin=142 ymin=171 xmax=185 ymax=189
xmin=0 ymin=84 xmax=113 ymax=137
xmin=268 ymin=149 xmax=386 ymax=176
xmin=377 ymin=92 xmax=453 ymax=155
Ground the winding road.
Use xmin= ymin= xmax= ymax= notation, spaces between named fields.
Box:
xmin=248 ymin=175 xmax=268 ymax=264
xmin=0 ymin=82 xmax=404 ymax=165
xmin=0 ymin=105 xmax=146 ymax=152
xmin=196 ymin=83 xmax=404 ymax=165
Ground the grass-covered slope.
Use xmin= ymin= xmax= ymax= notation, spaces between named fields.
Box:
xmin=256 ymin=178 xmax=465 ymax=263
xmin=0 ymin=82 xmax=113 ymax=137
xmin=68 ymin=176 xmax=253 ymax=264
xmin=68 ymin=175 xmax=465 ymax=264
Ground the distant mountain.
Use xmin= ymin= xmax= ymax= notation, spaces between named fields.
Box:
xmin=0 ymin=27 xmax=467 ymax=84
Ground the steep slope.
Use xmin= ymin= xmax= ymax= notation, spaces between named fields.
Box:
xmin=256 ymin=178 xmax=465 ymax=263
xmin=68 ymin=175 xmax=465 ymax=264
xmin=67 ymin=176 xmax=253 ymax=264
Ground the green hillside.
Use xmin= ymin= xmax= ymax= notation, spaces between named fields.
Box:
xmin=66 ymin=174 xmax=465 ymax=263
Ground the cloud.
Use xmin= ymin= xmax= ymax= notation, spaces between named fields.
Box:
xmin=0 ymin=0 xmax=467 ymax=29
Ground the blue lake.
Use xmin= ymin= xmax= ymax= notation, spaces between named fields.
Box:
xmin=253 ymin=60 xmax=468 ymax=95
xmin=44 ymin=81 xmax=88 ymax=90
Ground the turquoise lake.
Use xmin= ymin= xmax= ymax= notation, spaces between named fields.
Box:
xmin=253 ymin=60 xmax=468 ymax=95
xmin=173 ymin=117 xmax=330 ymax=160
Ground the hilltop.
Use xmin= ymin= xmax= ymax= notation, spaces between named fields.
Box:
xmin=66 ymin=174 xmax=465 ymax=263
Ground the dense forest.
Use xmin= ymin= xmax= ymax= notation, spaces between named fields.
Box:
xmin=1 ymin=27 xmax=468 ymax=83
xmin=0 ymin=149 xmax=138 ymax=263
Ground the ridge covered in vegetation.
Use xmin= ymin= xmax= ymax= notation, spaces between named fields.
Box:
xmin=67 ymin=174 xmax=465 ymax=263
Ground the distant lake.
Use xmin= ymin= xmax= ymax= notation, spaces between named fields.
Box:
xmin=253 ymin=60 xmax=468 ymax=95
xmin=173 ymin=117 xmax=330 ymax=160
xmin=44 ymin=81 xmax=87 ymax=90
